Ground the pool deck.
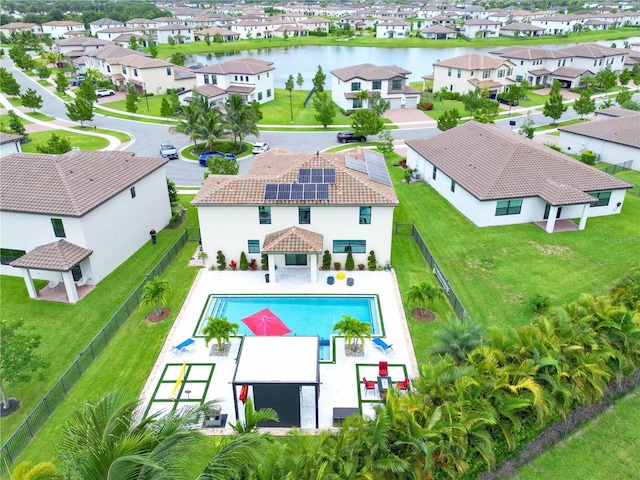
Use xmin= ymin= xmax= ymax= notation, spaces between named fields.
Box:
xmin=138 ymin=267 xmax=418 ymax=431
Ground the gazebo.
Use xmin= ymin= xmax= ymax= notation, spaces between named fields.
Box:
xmin=262 ymin=226 xmax=323 ymax=284
xmin=232 ymin=336 xmax=320 ymax=428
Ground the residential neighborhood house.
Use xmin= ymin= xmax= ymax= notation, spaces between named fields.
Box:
xmin=432 ymin=54 xmax=515 ymax=95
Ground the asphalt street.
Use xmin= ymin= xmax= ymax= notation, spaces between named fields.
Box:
xmin=3 ymin=57 xmax=635 ymax=186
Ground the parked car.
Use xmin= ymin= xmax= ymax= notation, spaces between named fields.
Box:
xmin=337 ymin=131 xmax=366 ymax=143
xmin=496 ymin=95 xmax=518 ymax=106
xmin=68 ymin=75 xmax=86 ymax=86
xmin=198 ymin=151 xmax=237 ymax=166
xmin=252 ymin=141 xmax=269 ymax=154
xmin=159 ymin=143 xmax=178 ymax=159
xmin=95 ymin=88 xmax=115 ymax=98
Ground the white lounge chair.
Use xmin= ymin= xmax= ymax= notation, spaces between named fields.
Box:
xmin=75 ymin=276 xmax=88 ymax=287
xmin=47 ymin=279 xmax=59 ymax=290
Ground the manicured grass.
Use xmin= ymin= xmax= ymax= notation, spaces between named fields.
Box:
xmin=20 ymin=130 xmax=110 ymax=152
xmin=37 ymin=80 xmax=51 ymax=87
xmin=72 ymin=125 xmax=131 ymax=143
xmin=534 ymin=118 xmax=585 ymax=132
xmin=518 ymin=91 xmax=551 ymax=108
xmin=180 ymin=141 xmax=252 ymax=161
xmin=94 ymin=105 xmax=174 ymax=124
xmin=424 ymin=99 xmax=471 ymax=120
xmin=1 ymin=196 xmax=200 ymax=452
xmin=101 ymin=93 xmax=171 ymax=118
xmin=514 ymin=393 xmax=640 ymax=480
xmin=6 ymin=97 xmax=23 ymax=107
xmin=23 ymin=111 xmax=55 ymax=122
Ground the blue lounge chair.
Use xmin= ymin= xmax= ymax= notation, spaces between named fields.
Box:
xmin=372 ymin=337 xmax=394 ymax=355
xmin=173 ymin=338 xmax=195 ymax=354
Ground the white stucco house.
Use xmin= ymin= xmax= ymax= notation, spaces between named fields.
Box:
xmin=418 ymin=25 xmax=457 ymax=39
xmin=330 ymin=63 xmax=421 ymax=110
xmin=0 ymin=151 xmax=170 ymax=303
xmin=432 ymin=54 xmax=515 ymax=96
xmin=41 ymin=20 xmax=84 ymax=39
xmin=463 ymin=19 xmax=500 ymax=38
xmin=178 ymin=58 xmax=275 ymax=106
xmin=375 ymin=19 xmax=412 ymax=38
xmin=0 ymin=133 xmax=23 ymax=157
xmin=405 ymin=122 xmax=632 ymax=233
xmin=0 ymin=22 xmax=43 ymax=36
xmin=156 ymin=24 xmax=196 ymax=44
xmin=499 ymin=22 xmax=545 ymax=37
xmin=192 ymin=148 xmax=398 ymax=283
xmin=89 ymin=18 xmax=125 ymax=36
xmin=558 ymin=111 xmax=640 ymax=172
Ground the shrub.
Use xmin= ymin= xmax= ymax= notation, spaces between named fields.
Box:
xmin=581 ymin=150 xmax=596 ymax=165
xmin=216 ymin=250 xmax=226 ymax=271
xmin=367 ymin=251 xmax=377 ymax=271
xmin=345 ymin=250 xmax=355 ymax=271
xmin=527 ymin=293 xmax=550 ymax=314
xmin=239 ymin=252 xmax=248 ymax=271
xmin=334 ymin=262 xmax=342 ymax=270
xmin=358 ymin=263 xmax=366 ymax=270
xmin=261 ymin=253 xmax=268 ymax=271
xmin=546 ymin=143 xmax=562 ymax=152
xmin=418 ymin=102 xmax=434 ymax=111
xmin=249 ymin=259 xmax=258 ymax=271
xmin=322 ymin=250 xmax=332 ymax=270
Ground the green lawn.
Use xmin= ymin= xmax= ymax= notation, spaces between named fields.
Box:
xmin=20 ymin=130 xmax=109 ymax=152
xmin=424 ymin=99 xmax=471 ymax=120
xmin=534 ymin=118 xmax=586 ymax=132
xmin=1 ymin=196 xmax=200 ymax=456
xmin=72 ymin=125 xmax=132 ymax=143
xmin=37 ymin=80 xmax=51 ymax=87
xmin=514 ymin=393 xmax=640 ymax=480
xmin=101 ymin=93 xmax=171 ymax=118
xmin=93 ymin=104 xmax=174 ymax=124
xmin=22 ymin=111 xmax=55 ymax=122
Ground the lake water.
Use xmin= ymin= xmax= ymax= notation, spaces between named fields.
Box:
xmin=185 ymin=37 xmax=640 ymax=86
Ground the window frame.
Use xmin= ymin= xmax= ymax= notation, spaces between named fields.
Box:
xmin=359 ymin=206 xmax=371 ymax=224
xmin=298 ymin=206 xmax=311 ymax=224
xmin=590 ymin=191 xmax=611 ymax=207
xmin=1 ymin=248 xmax=26 ymax=266
xmin=258 ymin=206 xmax=271 ymax=224
xmin=130 ymin=186 xmax=136 ymax=198
xmin=495 ymin=199 xmax=523 ymax=216
xmin=391 ymin=79 xmax=402 ymax=90
xmin=372 ymin=80 xmax=381 ymax=90
xmin=248 ymin=239 xmax=260 ymax=253
xmin=51 ymin=218 xmax=66 ymax=238
xmin=351 ymin=81 xmax=361 ymax=91
xmin=333 ymin=240 xmax=366 ymax=254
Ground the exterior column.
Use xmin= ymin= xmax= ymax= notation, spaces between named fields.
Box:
xmin=310 ymin=254 xmax=318 ymax=283
xmin=22 ymin=268 xmax=37 ymax=299
xmin=546 ymin=207 xmax=558 ymax=233
xmin=578 ymin=204 xmax=589 ymax=230
xmin=62 ymin=270 xmax=79 ymax=303
xmin=268 ymin=255 xmax=276 ymax=285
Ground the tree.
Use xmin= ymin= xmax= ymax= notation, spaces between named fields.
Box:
xmin=66 ymin=97 xmax=94 ymax=126
xmin=312 ymin=90 xmax=337 ymax=128
xmin=618 ymin=68 xmax=632 ymax=86
xmin=501 ymin=84 xmax=525 ymax=114
xmin=147 ymin=36 xmax=158 ymax=58
xmin=351 ymin=108 xmax=384 ymax=138
xmin=406 ymin=282 xmax=443 ymax=316
xmin=169 ymin=93 xmax=204 ymax=149
xmin=461 ymin=88 xmax=484 ymax=117
xmin=0 ymin=68 xmax=20 ymax=96
xmin=167 ymin=178 xmax=178 ymax=204
xmin=35 ymin=133 xmax=72 ymax=154
xmin=368 ymin=91 xmax=390 ymax=116
xmin=168 ymin=35 xmax=176 ymax=47
xmin=296 ymin=72 xmax=304 ymax=90
xmin=129 ymin=35 xmax=138 ymax=51
xmin=36 ymin=64 xmax=50 ymax=79
xmin=355 ymin=89 xmax=369 ymax=109
xmin=312 ymin=65 xmax=326 ymax=93
xmin=519 ymin=113 xmax=535 ymax=139
xmin=429 ymin=314 xmax=485 ymax=364
xmin=285 ymin=74 xmax=295 ymax=122
xmin=0 ymin=319 xmax=48 ymax=409
xmin=542 ymin=80 xmax=567 ymax=125
xmin=197 ymin=106 xmax=227 ymax=151
xmin=141 ymin=275 xmax=171 ymax=316
xmin=596 ymin=67 xmax=617 ymax=90
xmin=573 ymin=88 xmax=596 ymax=119
xmin=170 ymin=52 xmax=185 ymax=66
xmin=160 ymin=97 xmax=173 ymax=118
xmin=615 ymin=89 xmax=632 ymax=106
xmin=76 ymin=79 xmax=97 ymax=103
xmin=204 ymin=33 xmax=212 ymax=46
xmin=231 ymin=397 xmax=279 ymax=435
xmin=332 ymin=314 xmax=372 ymax=352
xmin=54 ymin=70 xmax=68 ymax=95
xmin=20 ymin=87 xmax=42 ymax=112
xmin=203 ymin=316 xmax=239 ymax=352
xmin=206 ymin=157 xmax=240 ymax=176
xmin=7 ymin=110 xmax=26 ymax=137
xmin=437 ymin=108 xmax=461 ymax=131
xmin=11 ymin=461 xmax=63 ymax=480
xmin=225 ymin=93 xmax=258 ymax=148
xmin=435 ymin=86 xmax=449 ymax=111
xmin=125 ymin=83 xmax=138 ymax=118
xmin=580 ymin=73 xmax=596 ymax=89
xmin=377 ymin=129 xmax=394 ymax=157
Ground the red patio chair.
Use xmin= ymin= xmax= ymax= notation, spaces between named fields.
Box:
xmin=362 ymin=377 xmax=376 ymax=396
xmin=396 ymin=377 xmax=410 ymax=392
xmin=378 ymin=361 xmax=388 ymax=376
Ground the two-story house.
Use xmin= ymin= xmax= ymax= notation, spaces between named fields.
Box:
xmin=531 ymin=14 xmax=581 ymax=35
xmin=330 ymin=63 xmax=421 ymax=110
xmin=192 ymin=148 xmax=398 ymax=283
xmin=432 ymin=54 xmax=515 ymax=96
xmin=179 ymin=58 xmax=275 ymax=106
xmin=0 ymin=22 xmax=43 ymax=36
xmin=1 ymin=151 xmax=170 ymax=303
xmin=41 ymin=20 xmax=84 ymax=39
xmin=463 ymin=18 xmax=500 ymax=38
xmin=499 ymin=22 xmax=545 ymax=37
xmin=156 ymin=24 xmax=196 ymax=43
xmin=89 ymin=18 xmax=125 ymax=36
xmin=375 ymin=18 xmax=412 ymax=38
xmin=194 ymin=26 xmax=240 ymax=42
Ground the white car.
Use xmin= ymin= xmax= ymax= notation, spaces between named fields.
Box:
xmin=252 ymin=141 xmax=269 ymax=154
xmin=95 ymin=88 xmax=115 ymax=98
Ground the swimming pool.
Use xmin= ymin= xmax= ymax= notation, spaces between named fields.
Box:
xmin=194 ymin=295 xmax=382 ymax=360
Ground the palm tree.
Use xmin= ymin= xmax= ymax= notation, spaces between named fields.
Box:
xmin=429 ymin=314 xmax=485 ymax=364
xmin=405 ymin=281 xmax=443 ymax=316
xmin=59 ymin=390 xmax=213 ymax=480
xmin=169 ymin=93 xmax=205 ymax=150
xmin=196 ymin=106 xmax=227 ymax=151
xmin=355 ymin=89 xmax=369 ymax=109
xmin=12 ymin=462 xmax=63 ymax=480
xmin=141 ymin=275 xmax=171 ymax=316
xmin=200 ymin=434 xmax=264 ymax=480
xmin=332 ymin=314 xmax=372 ymax=352
xmin=230 ymin=396 xmax=279 ymax=434
xmin=203 ymin=316 xmax=239 ymax=352
xmin=609 ymin=266 xmax=640 ymax=311
xmin=226 ymin=94 xmax=259 ymax=149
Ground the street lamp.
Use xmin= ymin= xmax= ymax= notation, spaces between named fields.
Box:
xmin=143 ymin=82 xmax=149 ymax=110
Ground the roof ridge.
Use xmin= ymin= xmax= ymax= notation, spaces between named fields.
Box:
xmin=54 ymin=154 xmax=84 ymax=216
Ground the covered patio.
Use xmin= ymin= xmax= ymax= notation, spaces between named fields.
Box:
xmin=262 ymin=226 xmax=323 ymax=284
xmin=537 ymin=180 xmax=596 ymax=233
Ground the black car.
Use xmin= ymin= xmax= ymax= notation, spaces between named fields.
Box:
xmin=337 ymin=131 xmax=366 ymax=143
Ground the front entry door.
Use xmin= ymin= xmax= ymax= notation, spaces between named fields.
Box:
xmin=543 ymin=204 xmax=562 ymax=220
xmin=285 ymin=254 xmax=307 ymax=266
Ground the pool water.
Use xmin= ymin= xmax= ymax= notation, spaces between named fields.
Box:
xmin=195 ymin=295 xmax=381 ymax=359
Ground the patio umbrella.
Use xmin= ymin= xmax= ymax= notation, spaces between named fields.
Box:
xmin=241 ymin=308 xmax=292 ymax=336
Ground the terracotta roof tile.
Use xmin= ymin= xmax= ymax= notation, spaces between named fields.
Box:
xmin=262 ymin=226 xmax=323 ymax=253
xmin=0 ymin=151 xmax=167 ymax=216
xmin=405 ymin=122 xmax=632 ymax=202
xmin=330 ymin=63 xmax=411 ymax=82
xmin=10 ymin=239 xmax=92 ymax=271
xmin=595 ymin=107 xmax=640 ymax=119
xmin=559 ymin=116 xmax=640 ymax=148
xmin=197 ymin=58 xmax=274 ymax=75
xmin=0 ymin=132 xmax=23 ymax=144
xmin=434 ymin=53 xmax=514 ymax=70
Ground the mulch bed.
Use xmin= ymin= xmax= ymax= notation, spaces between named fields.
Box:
xmin=0 ymin=398 xmax=21 ymax=417
xmin=145 ymin=308 xmax=171 ymax=323
xmin=412 ymin=309 xmax=436 ymax=322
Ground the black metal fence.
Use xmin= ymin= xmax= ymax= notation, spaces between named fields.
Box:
xmin=604 ymin=160 xmax=633 ymax=174
xmin=0 ymin=229 xmax=194 ymax=472
xmin=395 ymin=222 xmax=470 ymax=320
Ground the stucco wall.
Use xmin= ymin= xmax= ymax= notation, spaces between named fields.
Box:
xmin=558 ymin=131 xmax=640 ymax=172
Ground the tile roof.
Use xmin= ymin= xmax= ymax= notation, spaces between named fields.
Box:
xmin=43 ymin=21 xmax=83 ymax=26
xmin=197 ymin=58 xmax=275 ymax=75
xmin=465 ymin=19 xmax=499 ymax=25
xmin=262 ymin=226 xmax=324 ymax=253
xmin=557 ymin=43 xmax=628 ymax=58
xmin=91 ymin=45 xmax=149 ymax=62
xmin=0 ymin=151 xmax=167 ymax=216
xmin=330 ymin=63 xmax=411 ymax=82
xmin=192 ymin=149 xmax=398 ymax=206
xmin=118 ymin=54 xmax=172 ymax=69
xmin=552 ymin=66 xmax=593 ymax=77
xmin=405 ymin=121 xmax=632 ymax=203
xmin=500 ymin=22 xmax=545 ymax=31
xmin=538 ymin=180 xmax=598 ymax=206
xmin=420 ymin=25 xmax=456 ymax=33
xmin=0 ymin=132 xmax=23 ymax=144
xmin=10 ymin=239 xmax=92 ymax=271
xmin=558 ymin=115 xmax=640 ymax=149
xmin=489 ymin=46 xmax=571 ymax=60
xmin=595 ymin=107 xmax=640 ymax=119
xmin=434 ymin=53 xmax=513 ymax=70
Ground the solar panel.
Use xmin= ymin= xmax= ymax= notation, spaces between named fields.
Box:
xmin=323 ymin=168 xmax=336 ymax=184
xmin=298 ymin=168 xmax=311 ymax=183
xmin=311 ymin=168 xmax=323 ymax=183
xmin=317 ymin=183 xmax=329 ymax=200
xmin=364 ymin=150 xmax=392 ymax=186
xmin=264 ymin=184 xmax=278 ymax=200
xmin=277 ymin=183 xmax=291 ymax=200
xmin=291 ymin=183 xmax=304 ymax=200
xmin=303 ymin=183 xmax=316 ymax=200
xmin=345 ymin=156 xmax=367 ymax=174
